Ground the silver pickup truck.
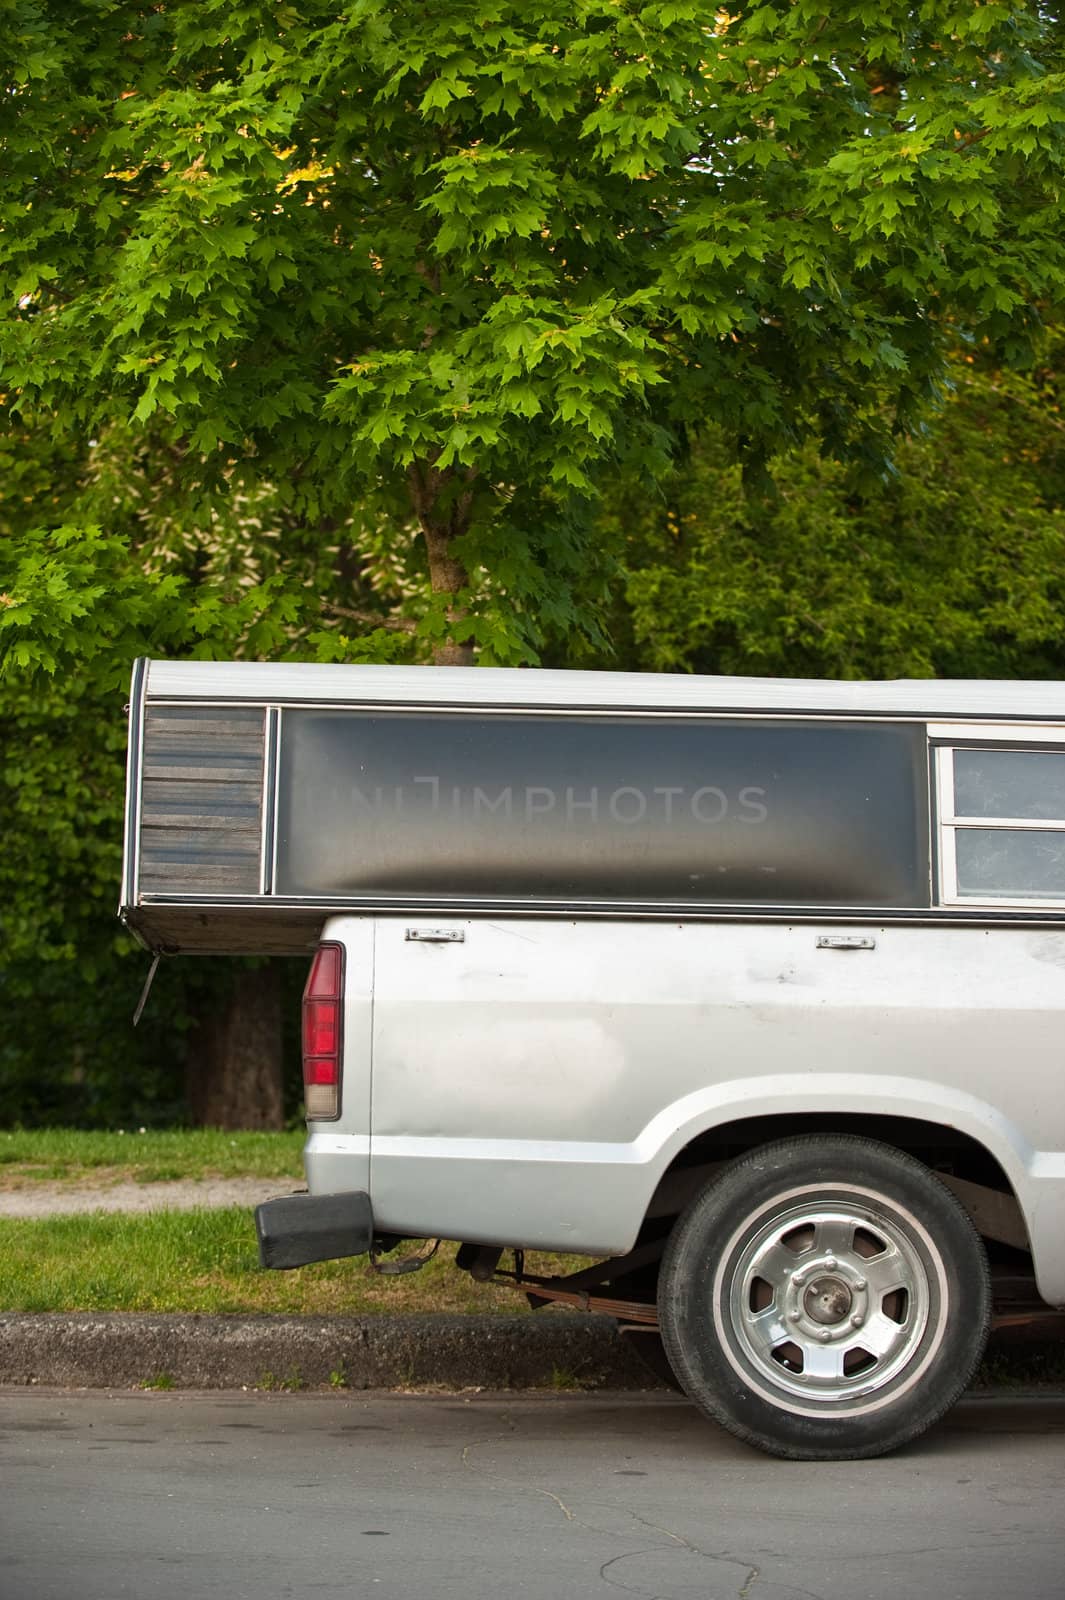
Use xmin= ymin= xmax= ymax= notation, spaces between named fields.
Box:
xmin=121 ymin=660 xmax=1065 ymax=1459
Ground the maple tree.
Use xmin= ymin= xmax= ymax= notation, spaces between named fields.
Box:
xmin=4 ymin=1 xmax=1065 ymax=1123
xmin=4 ymin=0 xmax=1065 ymax=667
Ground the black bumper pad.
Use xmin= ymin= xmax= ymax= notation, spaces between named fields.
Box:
xmin=255 ymin=1190 xmax=374 ymax=1270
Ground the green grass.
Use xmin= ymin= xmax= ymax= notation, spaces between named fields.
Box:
xmin=0 ymin=1208 xmax=582 ymax=1316
xmin=0 ymin=1206 xmax=1062 ymax=1389
xmin=0 ymin=1130 xmax=582 ymax=1319
xmin=0 ymin=1128 xmax=305 ymax=1184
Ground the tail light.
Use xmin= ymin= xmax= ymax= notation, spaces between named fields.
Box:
xmin=302 ymin=942 xmax=344 ymax=1120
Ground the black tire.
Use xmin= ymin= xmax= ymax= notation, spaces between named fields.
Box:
xmin=657 ymin=1135 xmax=991 ymax=1460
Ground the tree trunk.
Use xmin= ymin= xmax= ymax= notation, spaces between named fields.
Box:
xmin=408 ymin=460 xmax=478 ymax=666
xmin=185 ymin=965 xmax=284 ymax=1130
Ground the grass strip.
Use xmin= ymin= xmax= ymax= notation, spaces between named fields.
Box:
xmin=0 ymin=1209 xmax=582 ymax=1317
xmin=1 ymin=1209 xmax=1062 ymax=1388
xmin=0 ymin=1128 xmax=305 ymax=1185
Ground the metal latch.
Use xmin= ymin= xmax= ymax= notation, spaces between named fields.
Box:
xmin=816 ymin=935 xmax=876 ymax=951
xmin=405 ymin=927 xmax=465 ymax=943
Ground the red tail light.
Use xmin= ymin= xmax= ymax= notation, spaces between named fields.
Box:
xmin=302 ymin=942 xmax=343 ymax=1120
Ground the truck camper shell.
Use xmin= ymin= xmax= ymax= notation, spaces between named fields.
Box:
xmin=120 ymin=658 xmax=1065 ymax=955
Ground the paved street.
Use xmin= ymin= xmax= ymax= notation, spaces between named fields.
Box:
xmin=2 ymin=1388 xmax=1064 ymax=1600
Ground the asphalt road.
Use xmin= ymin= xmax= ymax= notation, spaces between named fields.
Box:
xmin=2 ymin=1388 xmax=1064 ymax=1600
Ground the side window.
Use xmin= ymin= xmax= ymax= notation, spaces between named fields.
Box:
xmin=936 ymin=746 xmax=1065 ymax=905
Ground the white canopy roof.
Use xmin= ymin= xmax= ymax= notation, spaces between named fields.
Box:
xmin=143 ymin=659 xmax=1065 ymax=720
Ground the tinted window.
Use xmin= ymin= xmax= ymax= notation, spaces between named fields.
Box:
xmin=275 ymin=712 xmax=928 ymax=909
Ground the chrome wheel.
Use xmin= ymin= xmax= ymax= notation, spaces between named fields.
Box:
xmin=722 ymin=1192 xmax=934 ymax=1406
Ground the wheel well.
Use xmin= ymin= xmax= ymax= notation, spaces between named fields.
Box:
xmin=640 ymin=1114 xmax=1025 ymax=1259
xmin=659 ymin=1113 xmax=1014 ymax=1194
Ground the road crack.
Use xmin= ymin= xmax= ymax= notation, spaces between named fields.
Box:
xmin=598 ymin=1549 xmax=666 ymax=1598
xmin=460 ymin=1415 xmax=602 ymax=1534
xmin=627 ymin=1508 xmax=708 ymax=1553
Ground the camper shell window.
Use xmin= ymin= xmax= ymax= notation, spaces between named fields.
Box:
xmin=274 ymin=711 xmax=929 ymax=910
xmin=936 ymin=741 xmax=1065 ymax=907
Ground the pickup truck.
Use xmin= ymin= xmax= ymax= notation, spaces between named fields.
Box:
xmin=122 ymin=659 xmax=1065 ymax=1459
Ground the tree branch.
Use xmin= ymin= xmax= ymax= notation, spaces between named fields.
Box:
xmin=319 ymin=602 xmax=417 ymax=634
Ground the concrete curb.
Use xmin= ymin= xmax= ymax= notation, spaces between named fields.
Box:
xmin=2 ymin=1313 xmax=1062 ymax=1395
xmin=0 ymin=1312 xmax=662 ymax=1392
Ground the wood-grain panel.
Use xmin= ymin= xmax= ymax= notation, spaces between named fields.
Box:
xmin=138 ymin=704 xmax=266 ymax=896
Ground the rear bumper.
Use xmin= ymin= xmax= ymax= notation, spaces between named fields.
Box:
xmin=255 ymin=1190 xmax=374 ymax=1270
